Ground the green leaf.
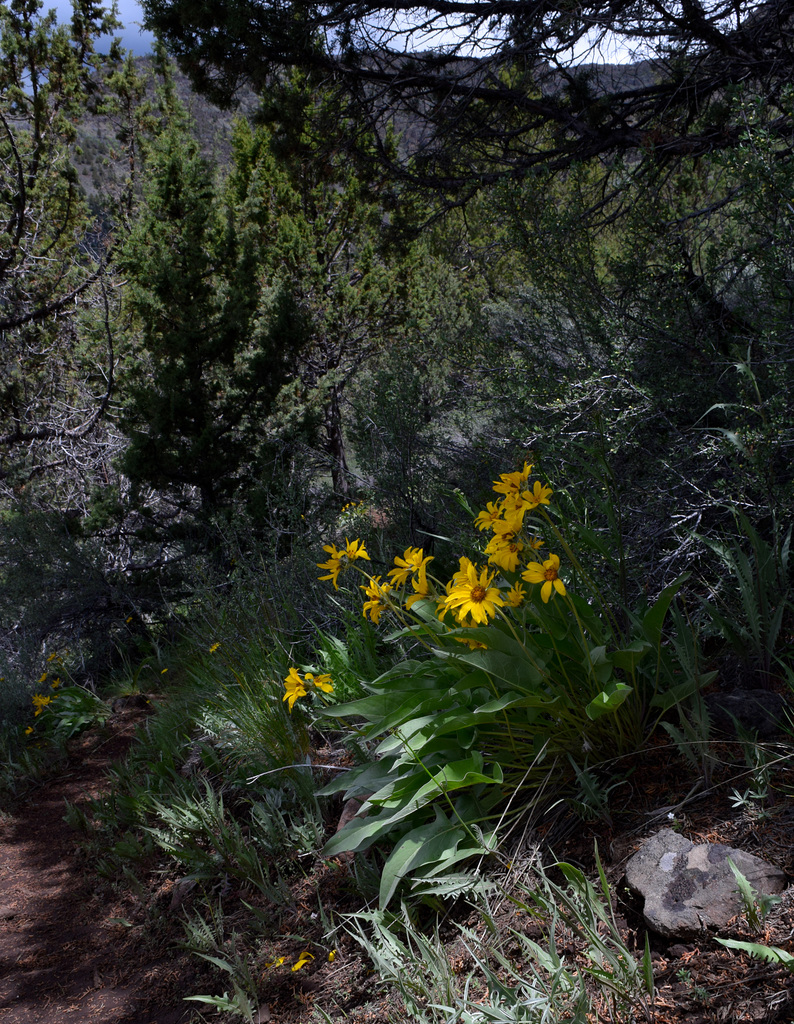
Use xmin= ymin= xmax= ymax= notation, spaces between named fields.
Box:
xmin=642 ymin=932 xmax=655 ymax=997
xmin=448 ymin=647 xmax=546 ymax=688
xmin=611 ymin=640 xmax=652 ymax=672
xmin=316 ymin=758 xmax=393 ymax=798
xmin=715 ymin=938 xmax=794 ymax=968
xmin=320 ymin=689 xmax=415 ymax=720
xmin=585 ymin=681 xmax=632 ymax=720
xmin=322 ymin=805 xmax=408 ymax=857
xmin=649 ymin=672 xmax=715 ymax=711
xmin=322 ymin=756 xmax=502 ymax=859
xmin=641 ymin=574 xmax=689 ymax=647
xmin=378 ymin=810 xmax=461 ymax=906
xmin=587 ymin=645 xmax=614 ymax=684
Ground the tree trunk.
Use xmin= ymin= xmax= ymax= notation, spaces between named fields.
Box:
xmin=324 ymin=385 xmax=350 ymax=497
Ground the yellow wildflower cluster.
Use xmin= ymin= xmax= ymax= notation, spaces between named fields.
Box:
xmin=32 ymin=693 xmax=52 ymax=716
xmin=282 ymin=667 xmax=334 ymax=712
xmin=316 ymin=462 xmax=567 ymax=631
xmin=27 ymin=656 xmax=67 ymax=733
xmin=480 ymin=462 xmax=565 ymax=603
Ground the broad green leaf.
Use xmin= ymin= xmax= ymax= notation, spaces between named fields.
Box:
xmin=323 ymin=756 xmax=503 ymax=859
xmin=451 ymin=647 xmax=546 ymax=688
xmin=408 ymin=755 xmax=503 ymax=806
xmin=320 ymin=689 xmax=417 ymax=720
xmin=449 ymin=668 xmax=493 ymax=693
xmin=611 ymin=640 xmax=652 ymax=672
xmin=316 ymin=757 xmax=393 ymax=798
xmin=322 ymin=804 xmax=410 ymax=857
xmin=585 ymin=682 xmax=632 ymax=720
xmin=565 ymin=591 xmax=607 ymax=637
xmin=441 ymin=624 xmax=549 ymax=665
xmin=641 ymin=573 xmax=689 ymax=647
xmin=649 ymin=672 xmax=716 ymax=711
xmin=378 ymin=810 xmax=462 ymax=906
xmin=587 ymin=645 xmax=614 ymax=684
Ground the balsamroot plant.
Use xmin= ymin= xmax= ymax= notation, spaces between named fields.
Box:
xmin=291 ymin=462 xmax=705 ymax=905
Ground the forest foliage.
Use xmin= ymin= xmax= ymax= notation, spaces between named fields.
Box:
xmin=1 ymin=0 xmax=793 ymax=944
xmin=0 ymin=0 xmax=791 ymax=705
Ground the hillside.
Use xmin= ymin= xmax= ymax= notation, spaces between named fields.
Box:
xmin=73 ymin=57 xmax=258 ymax=198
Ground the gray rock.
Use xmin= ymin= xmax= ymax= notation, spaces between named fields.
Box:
xmin=625 ymin=828 xmax=787 ymax=938
xmin=169 ymin=877 xmax=197 ymax=910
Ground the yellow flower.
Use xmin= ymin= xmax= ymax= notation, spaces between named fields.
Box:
xmin=444 ymin=563 xmax=505 ymax=625
xmin=451 ymin=556 xmax=476 ymax=586
xmin=305 ymin=672 xmax=334 ymax=694
xmin=474 ymin=501 xmax=504 ymax=531
xmin=405 ymin=565 xmax=434 ymax=610
xmin=505 ymin=582 xmax=526 ymax=607
xmin=317 ymin=543 xmax=345 ymax=589
xmin=518 ymin=480 xmax=553 ymax=510
xmin=388 ymin=546 xmax=433 ymax=587
xmin=292 ymin=951 xmax=314 ymax=971
xmin=24 ymin=726 xmax=34 ymax=735
xmin=344 ymin=537 xmax=370 ymax=563
xmin=283 ymin=668 xmax=308 ymax=712
xmin=209 ymin=642 xmax=221 ymax=653
xmin=50 ymin=678 xmax=61 ymax=689
xmin=38 ymin=672 xmax=48 ymax=684
xmin=265 ymin=955 xmax=285 ymax=968
xmin=32 ymin=693 xmax=52 ymax=716
xmin=492 ymin=462 xmax=533 ymax=498
xmin=521 ymin=553 xmax=566 ymax=602
xmin=318 ymin=538 xmax=370 ymax=589
xmin=361 ymin=575 xmax=393 ymax=624
xmin=160 ymin=668 xmax=168 ymax=674
xmin=46 ymin=652 xmax=59 ymax=663
xmin=484 ymin=517 xmax=525 ymax=572
xmin=486 ymin=540 xmax=523 ymax=573
xmin=328 ymin=949 xmax=336 ymax=962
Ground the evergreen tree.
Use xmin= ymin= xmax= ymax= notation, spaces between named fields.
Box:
xmin=118 ymin=65 xmax=310 ymax=528
xmin=0 ymin=0 xmax=123 ymax=501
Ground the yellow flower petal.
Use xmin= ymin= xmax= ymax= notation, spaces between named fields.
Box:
xmin=292 ymin=951 xmax=314 ymax=971
xmin=283 ymin=668 xmax=308 ymax=712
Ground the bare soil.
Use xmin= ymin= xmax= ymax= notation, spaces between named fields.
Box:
xmin=0 ymin=712 xmax=189 ymax=1024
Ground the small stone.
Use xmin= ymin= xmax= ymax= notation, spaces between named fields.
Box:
xmin=625 ymin=828 xmax=787 ymax=939
xmin=0 ymin=905 xmax=16 ymax=920
xmin=169 ymin=877 xmax=197 ymax=910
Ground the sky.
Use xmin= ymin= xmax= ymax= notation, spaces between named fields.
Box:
xmin=49 ymin=0 xmax=637 ymax=64
xmin=50 ymin=0 xmax=155 ymax=55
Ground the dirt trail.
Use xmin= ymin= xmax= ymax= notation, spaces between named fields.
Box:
xmin=0 ymin=717 xmax=189 ymax=1024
